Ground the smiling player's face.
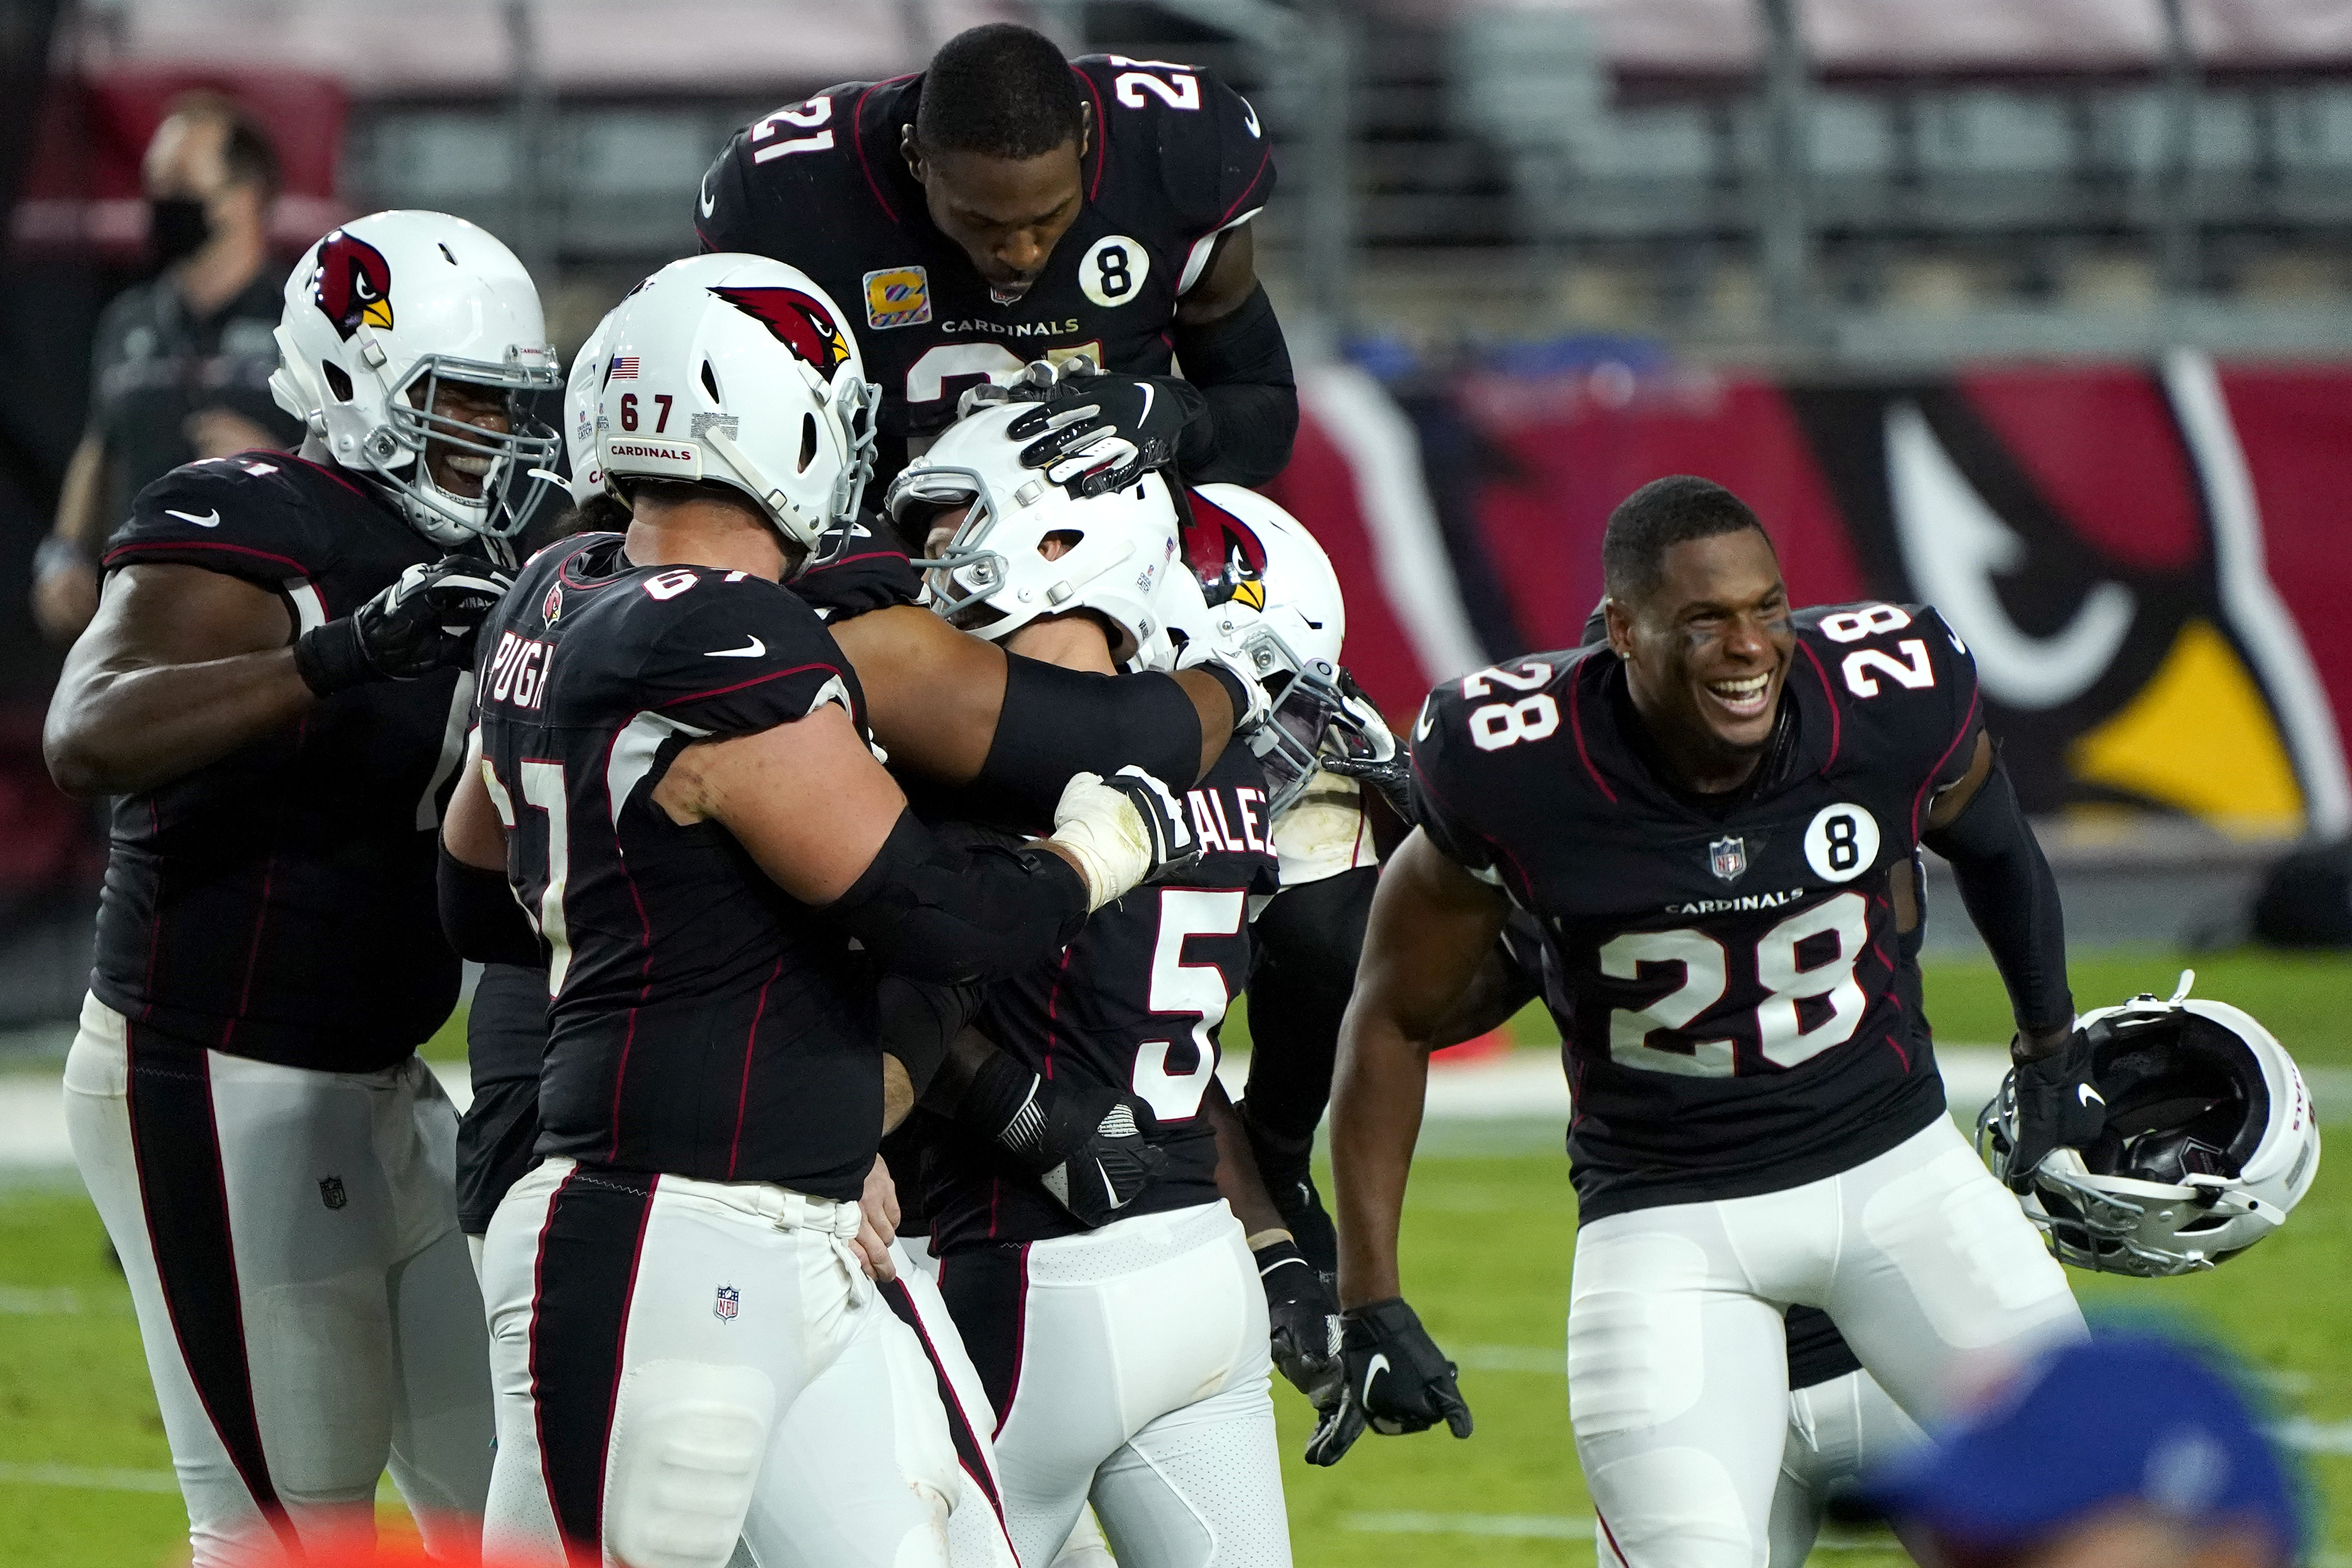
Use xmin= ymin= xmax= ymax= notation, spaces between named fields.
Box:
xmin=1618 ymin=529 xmax=1793 ymax=787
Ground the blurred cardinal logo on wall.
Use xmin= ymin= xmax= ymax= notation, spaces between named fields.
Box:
xmin=310 ymin=229 xmax=394 ymax=341
xmin=1784 ymin=353 xmax=2348 ymax=839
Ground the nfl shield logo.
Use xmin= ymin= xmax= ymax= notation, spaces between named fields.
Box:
xmin=713 ymin=1284 xmax=740 ymax=1323
xmin=1709 ymin=836 xmax=1748 ymax=884
xmin=318 ymin=1176 xmax=347 ymax=1211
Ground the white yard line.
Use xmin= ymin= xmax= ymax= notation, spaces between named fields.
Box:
xmin=1347 ymin=1511 xmax=1593 ymax=1539
xmin=0 ymin=1462 xmax=180 ymax=1494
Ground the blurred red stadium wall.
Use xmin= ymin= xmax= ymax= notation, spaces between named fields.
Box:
xmin=11 ymin=67 xmax=350 ymax=254
xmin=1271 ymin=357 xmax=2352 ymax=841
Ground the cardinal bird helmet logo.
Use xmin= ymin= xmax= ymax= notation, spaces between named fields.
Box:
xmin=1182 ymin=490 xmax=1271 ymax=610
xmin=711 ymin=286 xmax=854 ymax=374
xmin=311 ymin=230 xmax=395 ymax=341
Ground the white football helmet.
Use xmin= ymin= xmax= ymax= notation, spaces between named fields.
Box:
xmin=268 ymin=210 xmax=562 ymax=547
xmin=1978 ymin=973 xmax=2321 ymax=1276
xmin=593 ymin=254 xmax=881 ymax=559
xmin=563 ymin=306 xmax=618 ymax=507
xmin=1170 ymin=485 xmax=1392 ymax=815
xmin=887 ymin=401 xmax=1189 ymax=670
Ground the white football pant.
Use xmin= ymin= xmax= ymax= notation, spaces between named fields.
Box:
xmin=1570 ymin=1115 xmax=2083 ymax=1568
xmin=63 ymin=994 xmax=494 ymax=1566
xmin=757 ymin=1239 xmax=1019 ymax=1568
xmin=480 ymin=1158 xmax=978 ymax=1568
xmin=1769 ymin=1368 xmax=1923 ymax=1568
xmin=1595 ymin=1365 xmax=1925 ymax=1568
xmin=939 ymin=1200 xmax=1292 ymax=1568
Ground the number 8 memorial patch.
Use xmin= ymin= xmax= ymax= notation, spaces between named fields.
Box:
xmin=1081 ymin=235 xmax=1149 ymax=308
xmin=1803 ymin=803 xmax=1880 ymax=883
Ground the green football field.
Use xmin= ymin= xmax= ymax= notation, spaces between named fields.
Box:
xmin=3 ymin=949 xmax=2345 ymax=1566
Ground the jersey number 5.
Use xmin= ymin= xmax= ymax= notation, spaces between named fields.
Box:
xmin=1597 ymin=891 xmax=1869 ymax=1076
xmin=1132 ymin=888 xmax=1245 ymax=1121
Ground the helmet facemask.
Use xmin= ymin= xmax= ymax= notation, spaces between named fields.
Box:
xmin=900 ymin=459 xmax=1177 ymax=669
xmin=1236 ymin=625 xmax=1380 ymax=818
xmin=369 ymin=345 xmax=562 ymax=547
xmin=1977 ymin=980 xmax=2312 ymax=1277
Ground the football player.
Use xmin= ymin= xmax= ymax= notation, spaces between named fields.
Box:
xmin=1323 ymin=477 xmax=2098 ymax=1565
xmin=887 ymin=410 xmax=1294 ymax=1568
xmin=45 ymin=211 xmax=554 ymax=1563
xmin=697 ymin=21 xmax=1294 ymax=505
xmin=452 ymin=299 xmax=1271 ymax=1274
xmin=443 ymin=257 xmax=1198 ymax=1568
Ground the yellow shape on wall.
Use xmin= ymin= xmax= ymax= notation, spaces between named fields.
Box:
xmin=2067 ymin=617 xmax=2304 ymax=837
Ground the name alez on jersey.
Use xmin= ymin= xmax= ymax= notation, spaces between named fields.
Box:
xmin=1186 ymin=781 xmax=1273 ymax=856
xmin=485 ymin=630 xmax=554 ymax=710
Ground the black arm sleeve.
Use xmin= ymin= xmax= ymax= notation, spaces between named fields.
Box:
xmin=1170 ymin=283 xmax=1298 ymax=488
xmin=1920 ymin=758 xmax=2073 ymax=1036
xmin=827 ymin=809 xmax=1090 ymax=986
xmin=876 ymin=975 xmax=983 ymax=1099
xmin=972 ymin=654 xmax=1208 ymax=822
xmin=437 ymin=844 xmax=544 ymax=967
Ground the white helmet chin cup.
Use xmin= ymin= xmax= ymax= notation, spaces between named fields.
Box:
xmin=1977 ymin=976 xmax=2320 ymax=1277
xmin=590 ymin=255 xmax=879 ymax=561
xmin=889 ymin=402 xmax=1186 ymax=670
xmin=271 ymin=210 xmax=562 ymax=548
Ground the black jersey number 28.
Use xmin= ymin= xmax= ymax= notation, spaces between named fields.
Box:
xmin=1596 ymin=891 xmax=1869 ymax=1076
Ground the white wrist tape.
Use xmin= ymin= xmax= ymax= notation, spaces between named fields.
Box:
xmin=1047 ymin=772 xmax=1152 ymax=912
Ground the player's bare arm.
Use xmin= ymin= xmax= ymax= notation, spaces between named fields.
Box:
xmin=44 ymin=563 xmax=308 ymax=797
xmin=33 ymin=430 xmax=110 ymax=642
xmin=443 ymin=727 xmax=505 ymax=872
xmin=1297 ymin=827 xmax=1490 ymax=1465
xmin=1331 ymin=828 xmax=1508 ymax=1308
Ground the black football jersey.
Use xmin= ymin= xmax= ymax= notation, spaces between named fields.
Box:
xmin=91 ymin=452 xmax=471 ymax=1072
xmin=459 ymin=510 xmax=920 ymax=1090
xmin=697 ymin=55 xmax=1275 ymax=489
xmin=475 ymin=533 xmax=882 ymax=1199
xmin=1411 ymin=603 xmax=1983 ymax=1222
xmin=925 ymin=744 xmax=1281 ymax=1250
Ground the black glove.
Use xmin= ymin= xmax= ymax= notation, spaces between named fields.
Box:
xmin=2003 ymin=1020 xmax=2105 ymax=1192
xmin=1319 ymin=670 xmax=1414 ymax=823
xmin=1256 ymin=1235 xmax=1343 ymax=1408
xmin=965 ymin=1055 xmax=1169 ymax=1227
xmin=1097 ymin=764 xmax=1206 ymax=886
xmin=1007 ymin=371 xmax=1205 ymax=498
xmin=294 ymin=555 xmax=513 ymax=697
xmin=1304 ymin=1297 xmax=1473 ymax=1467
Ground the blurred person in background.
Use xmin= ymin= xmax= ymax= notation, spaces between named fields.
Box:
xmin=1867 ymin=1331 xmax=2304 ymax=1568
xmin=31 ymin=92 xmax=301 ymax=644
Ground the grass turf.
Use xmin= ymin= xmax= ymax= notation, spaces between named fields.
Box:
xmin=9 ymin=948 xmax=2348 ymax=1566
